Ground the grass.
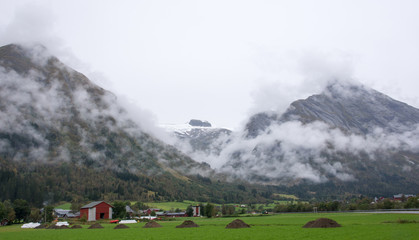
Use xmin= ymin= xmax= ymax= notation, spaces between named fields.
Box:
xmin=272 ymin=193 xmax=299 ymax=200
xmin=143 ymin=200 xmax=200 ymax=211
xmin=54 ymin=203 xmax=71 ymax=210
xmin=142 ymin=200 xmax=301 ymax=211
xmin=1 ymin=213 xmax=418 ymax=240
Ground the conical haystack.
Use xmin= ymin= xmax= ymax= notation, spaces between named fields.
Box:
xmin=143 ymin=221 xmax=162 ymax=228
xmin=88 ymin=223 xmax=104 ymax=229
xmin=303 ymin=218 xmax=341 ymax=228
xmin=176 ymin=220 xmax=199 ymax=228
xmin=225 ymin=219 xmax=250 ymax=229
xmin=114 ymin=224 xmax=129 ymax=229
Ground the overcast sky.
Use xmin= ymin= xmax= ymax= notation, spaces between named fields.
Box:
xmin=1 ymin=0 xmax=419 ymax=130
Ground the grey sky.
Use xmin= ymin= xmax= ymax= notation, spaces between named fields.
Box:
xmin=1 ymin=0 xmax=419 ymax=130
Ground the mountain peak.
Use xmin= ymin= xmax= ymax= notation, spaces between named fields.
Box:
xmin=244 ymin=80 xmax=419 ymax=137
xmin=281 ymin=81 xmax=419 ymax=134
xmin=189 ymin=119 xmax=212 ymax=127
xmin=0 ymin=43 xmax=54 ymax=74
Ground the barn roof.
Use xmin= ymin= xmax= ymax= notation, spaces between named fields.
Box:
xmin=81 ymin=201 xmax=113 ymax=209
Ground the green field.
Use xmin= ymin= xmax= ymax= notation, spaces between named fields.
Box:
xmin=54 ymin=200 xmax=298 ymax=212
xmin=143 ymin=200 xmax=298 ymax=211
xmin=1 ymin=213 xmax=418 ymax=240
xmin=54 ymin=203 xmax=72 ymax=210
xmin=143 ymin=200 xmax=199 ymax=210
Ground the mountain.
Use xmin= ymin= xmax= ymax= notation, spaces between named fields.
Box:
xmin=219 ymin=81 xmax=419 ymax=197
xmin=0 ymin=44 xmax=270 ymax=205
xmin=161 ymin=120 xmax=231 ymax=157
xmin=246 ymin=81 xmax=419 ymax=138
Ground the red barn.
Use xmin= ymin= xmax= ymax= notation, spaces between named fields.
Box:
xmin=80 ymin=201 xmax=113 ymax=221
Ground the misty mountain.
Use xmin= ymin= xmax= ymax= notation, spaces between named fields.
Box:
xmin=207 ymin=81 xmax=419 ymax=196
xmin=0 ymin=44 xmax=270 ymax=205
xmin=246 ymin=81 xmax=419 ymax=138
xmin=162 ymin=120 xmax=231 ymax=157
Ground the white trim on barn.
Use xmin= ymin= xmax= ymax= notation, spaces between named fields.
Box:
xmin=192 ymin=206 xmax=201 ymax=217
xmin=88 ymin=207 xmax=96 ymax=221
xmin=109 ymin=207 xmax=113 ymax=219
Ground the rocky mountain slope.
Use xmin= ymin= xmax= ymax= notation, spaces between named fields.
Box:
xmin=162 ymin=119 xmax=231 ymax=157
xmin=0 ymin=44 xmax=269 ymax=205
xmin=246 ymin=81 xmax=419 ymax=137
xmin=205 ymin=81 xmax=419 ymax=197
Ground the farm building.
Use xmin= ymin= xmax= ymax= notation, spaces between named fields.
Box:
xmin=393 ymin=194 xmax=415 ymax=201
xmin=157 ymin=212 xmax=188 ymax=218
xmin=54 ymin=209 xmax=80 ymax=218
xmin=80 ymin=201 xmax=113 ymax=221
xmin=126 ymin=205 xmax=136 ymax=217
xmin=143 ymin=208 xmax=161 ymax=215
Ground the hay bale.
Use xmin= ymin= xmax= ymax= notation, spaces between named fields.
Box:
xmin=114 ymin=224 xmax=129 ymax=229
xmin=88 ymin=223 xmax=104 ymax=229
xmin=225 ymin=219 xmax=250 ymax=229
xmin=71 ymin=225 xmax=83 ymax=229
xmin=303 ymin=218 xmax=341 ymax=228
xmin=143 ymin=221 xmax=162 ymax=228
xmin=175 ymin=220 xmax=199 ymax=228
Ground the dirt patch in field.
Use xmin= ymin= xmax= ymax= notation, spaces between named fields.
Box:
xmin=225 ymin=219 xmax=251 ymax=229
xmin=57 ymin=225 xmax=70 ymax=229
xmin=71 ymin=225 xmax=83 ymax=229
xmin=47 ymin=224 xmax=57 ymax=229
xmin=46 ymin=224 xmax=71 ymax=229
xmin=35 ymin=224 xmax=47 ymax=229
xmin=114 ymin=224 xmax=129 ymax=229
xmin=176 ymin=220 xmax=199 ymax=228
xmin=143 ymin=221 xmax=162 ymax=228
xmin=88 ymin=223 xmax=104 ymax=229
xmin=303 ymin=218 xmax=341 ymax=228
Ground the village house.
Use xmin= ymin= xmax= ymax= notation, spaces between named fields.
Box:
xmin=125 ymin=205 xmax=136 ymax=217
xmin=393 ymin=194 xmax=416 ymax=201
xmin=80 ymin=201 xmax=113 ymax=221
xmin=142 ymin=208 xmax=161 ymax=215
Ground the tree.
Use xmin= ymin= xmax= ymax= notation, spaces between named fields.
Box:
xmin=404 ymin=197 xmax=419 ymax=209
xmin=13 ymin=199 xmax=30 ymax=222
xmin=44 ymin=205 xmax=54 ymax=222
xmin=222 ymin=205 xmax=235 ymax=216
xmin=0 ymin=202 xmax=6 ymax=220
xmin=71 ymin=197 xmax=83 ymax=213
xmin=381 ymin=199 xmax=395 ymax=209
xmin=204 ymin=203 xmax=215 ymax=218
xmin=29 ymin=208 xmax=42 ymax=222
xmin=112 ymin=201 xmax=126 ymax=219
xmin=134 ymin=201 xmax=149 ymax=211
xmin=186 ymin=206 xmax=194 ymax=217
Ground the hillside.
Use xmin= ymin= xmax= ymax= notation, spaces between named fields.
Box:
xmin=197 ymin=81 xmax=419 ymax=197
xmin=161 ymin=119 xmax=231 ymax=158
xmin=0 ymin=44 xmax=271 ymax=205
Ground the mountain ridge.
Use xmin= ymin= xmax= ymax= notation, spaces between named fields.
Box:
xmin=205 ymin=81 xmax=419 ymax=196
xmin=0 ymin=44 xmax=272 ymax=205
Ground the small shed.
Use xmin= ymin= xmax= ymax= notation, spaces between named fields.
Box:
xmin=80 ymin=201 xmax=113 ymax=221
